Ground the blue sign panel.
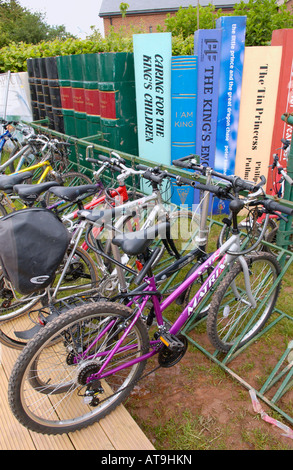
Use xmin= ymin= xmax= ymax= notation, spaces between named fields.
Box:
xmin=171 ymin=56 xmax=197 ymax=208
xmin=213 ymin=16 xmax=246 ymax=213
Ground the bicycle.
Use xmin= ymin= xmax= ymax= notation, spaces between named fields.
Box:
xmin=262 ymin=138 xmax=293 ymax=253
xmin=8 ymin=163 xmax=292 ymax=434
xmin=0 ymin=181 xmax=108 ymax=350
xmin=0 ymin=135 xmax=93 ymax=215
xmin=0 ymin=119 xmax=22 ymax=166
xmin=83 ymin=155 xmax=200 ymax=270
xmin=0 ymin=127 xmax=47 ymax=175
xmin=231 ymin=138 xmax=293 ymax=255
xmin=0 ymin=159 xmax=201 ymax=350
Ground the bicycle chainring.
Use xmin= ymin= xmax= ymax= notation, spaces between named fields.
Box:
xmin=158 ymin=334 xmax=188 ymax=368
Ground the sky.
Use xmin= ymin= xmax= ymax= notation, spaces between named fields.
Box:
xmin=17 ymin=0 xmax=104 ymax=38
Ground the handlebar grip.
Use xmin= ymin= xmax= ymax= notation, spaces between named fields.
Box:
xmin=57 ymin=141 xmax=71 ymax=147
xmin=177 ymin=176 xmax=196 ymax=187
xmin=233 ymin=175 xmax=266 ymax=192
xmin=261 ymin=199 xmax=293 ymax=216
xmin=173 ymin=155 xmax=200 ymax=170
xmin=86 ymin=156 xmax=121 ymax=173
xmin=92 ymin=154 xmax=111 ymax=163
xmin=97 ymin=153 xmax=125 ymax=165
xmin=142 ymin=170 xmax=163 ymax=184
xmin=86 ymin=157 xmax=103 ymax=164
xmin=136 ymin=164 xmax=149 ymax=171
xmin=172 ymin=159 xmax=192 ymax=169
xmin=194 ymin=182 xmax=228 ymax=198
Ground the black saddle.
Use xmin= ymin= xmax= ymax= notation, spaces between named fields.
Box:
xmin=48 ymin=184 xmax=98 ymax=202
xmin=13 ymin=181 xmax=60 ymax=202
xmin=112 ymin=222 xmax=170 ymax=256
xmin=0 ymin=171 xmax=33 ymax=191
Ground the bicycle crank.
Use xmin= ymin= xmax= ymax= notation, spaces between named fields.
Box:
xmin=157 ymin=333 xmax=188 ymax=368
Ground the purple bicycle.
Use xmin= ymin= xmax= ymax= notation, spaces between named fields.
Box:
xmin=8 ymin=164 xmax=293 ymax=435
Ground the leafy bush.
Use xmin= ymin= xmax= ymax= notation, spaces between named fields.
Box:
xmin=234 ymin=0 xmax=293 ymax=46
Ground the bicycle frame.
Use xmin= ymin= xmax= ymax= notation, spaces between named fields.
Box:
xmin=0 ymin=129 xmax=13 ymax=155
xmin=84 ymin=187 xmax=179 ymax=291
xmin=77 ymin=230 xmax=257 ymax=381
xmin=0 ymin=159 xmax=56 ymax=212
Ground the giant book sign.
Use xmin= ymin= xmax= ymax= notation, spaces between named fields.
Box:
xmin=194 ymin=28 xmax=221 ymax=209
xmin=171 ymin=56 xmax=197 ymax=208
xmin=267 ymin=29 xmax=293 ymax=195
xmin=235 ymin=47 xmax=282 ymax=189
xmin=214 ymin=16 xmax=246 ymax=213
xmin=133 ymin=33 xmax=172 ymax=194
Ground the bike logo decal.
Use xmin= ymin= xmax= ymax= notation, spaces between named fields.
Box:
xmin=30 ymin=275 xmax=50 ymax=284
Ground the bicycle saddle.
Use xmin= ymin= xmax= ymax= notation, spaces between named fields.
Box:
xmin=13 ymin=181 xmax=60 ymax=201
xmin=112 ymin=221 xmax=170 ymax=256
xmin=48 ymin=184 xmax=98 ymax=201
xmin=0 ymin=171 xmax=32 ymax=191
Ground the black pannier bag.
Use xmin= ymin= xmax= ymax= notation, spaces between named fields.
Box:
xmin=0 ymin=208 xmax=71 ymax=295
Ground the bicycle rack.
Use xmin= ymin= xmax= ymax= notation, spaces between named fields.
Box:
xmin=182 ymin=113 xmax=293 ymax=427
xmin=26 ymin=116 xmax=293 ymax=427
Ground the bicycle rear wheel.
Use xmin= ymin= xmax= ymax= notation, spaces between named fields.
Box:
xmin=206 ymin=253 xmax=281 ymax=353
xmin=8 ymin=302 xmax=149 ymax=435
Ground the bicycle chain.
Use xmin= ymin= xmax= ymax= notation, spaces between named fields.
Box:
xmin=78 ymin=344 xmax=162 ymax=405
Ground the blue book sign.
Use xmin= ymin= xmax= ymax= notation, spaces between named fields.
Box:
xmin=133 ymin=33 xmax=172 ymax=164
xmin=194 ymin=29 xmax=222 ymax=209
xmin=171 ymin=56 xmax=197 ymax=208
xmin=214 ymin=16 xmax=247 ymax=213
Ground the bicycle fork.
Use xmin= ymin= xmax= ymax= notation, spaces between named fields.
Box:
xmin=227 ymin=253 xmax=257 ymax=309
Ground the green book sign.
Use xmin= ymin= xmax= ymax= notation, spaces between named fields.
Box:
xmin=133 ymin=33 xmax=172 ymax=167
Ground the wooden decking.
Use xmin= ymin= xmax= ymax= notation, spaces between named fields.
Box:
xmin=0 ymin=344 xmax=155 ymax=450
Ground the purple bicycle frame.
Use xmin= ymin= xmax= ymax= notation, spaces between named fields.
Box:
xmin=81 ymin=246 xmax=229 ymax=382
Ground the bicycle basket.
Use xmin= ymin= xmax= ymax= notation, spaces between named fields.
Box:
xmin=0 ymin=208 xmax=71 ymax=294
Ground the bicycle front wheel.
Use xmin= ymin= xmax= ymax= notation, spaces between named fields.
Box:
xmin=8 ymin=301 xmax=149 ymax=435
xmin=206 ymin=253 xmax=281 ymax=353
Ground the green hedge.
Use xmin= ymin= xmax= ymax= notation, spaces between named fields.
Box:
xmin=0 ymin=34 xmax=135 ymax=73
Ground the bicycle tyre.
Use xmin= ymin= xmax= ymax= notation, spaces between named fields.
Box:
xmin=0 ymin=246 xmax=100 ymax=350
xmin=0 ymin=201 xmax=7 ymax=217
xmin=7 ymin=143 xmax=25 ymax=174
xmin=8 ymin=301 xmax=149 ymax=435
xmin=206 ymin=253 xmax=281 ymax=353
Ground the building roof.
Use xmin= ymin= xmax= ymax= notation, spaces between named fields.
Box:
xmin=99 ymin=0 xmax=250 ymax=17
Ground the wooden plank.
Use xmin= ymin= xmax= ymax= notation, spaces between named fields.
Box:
xmin=99 ymin=405 xmax=155 ymax=450
xmin=0 ymin=343 xmax=154 ymax=450
xmin=0 ymin=364 xmax=35 ymax=450
xmin=0 ymin=343 xmax=75 ymax=450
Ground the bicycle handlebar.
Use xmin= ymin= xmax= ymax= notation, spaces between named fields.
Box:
xmin=173 ymin=155 xmax=267 ymax=193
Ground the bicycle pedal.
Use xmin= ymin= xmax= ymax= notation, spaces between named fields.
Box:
xmin=159 ymin=332 xmax=185 ymax=352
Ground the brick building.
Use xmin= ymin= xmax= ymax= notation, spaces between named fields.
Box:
xmin=99 ymin=0 xmax=250 ymax=35
xmin=99 ymin=0 xmax=293 ymax=35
